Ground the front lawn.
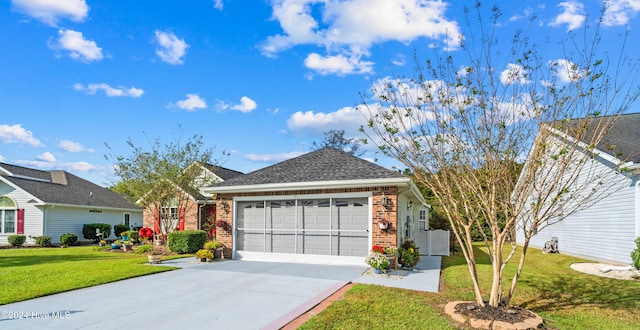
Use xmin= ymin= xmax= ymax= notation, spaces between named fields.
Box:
xmin=0 ymin=246 xmax=177 ymax=305
xmin=301 ymin=245 xmax=640 ymax=329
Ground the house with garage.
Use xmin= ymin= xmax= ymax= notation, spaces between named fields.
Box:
xmin=0 ymin=162 xmax=142 ymax=245
xmin=203 ymin=147 xmax=431 ymax=265
xmin=140 ymin=162 xmax=243 ymax=234
xmin=516 ymin=113 xmax=640 ymax=264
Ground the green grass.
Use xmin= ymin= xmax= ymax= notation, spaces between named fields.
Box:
xmin=302 ymin=244 xmax=640 ymax=329
xmin=0 ymin=246 xmax=178 ymax=305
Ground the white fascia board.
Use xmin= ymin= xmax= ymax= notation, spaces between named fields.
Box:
xmin=46 ymin=203 xmax=143 ymax=212
xmin=0 ymin=176 xmax=45 ymax=205
xmin=203 ymin=177 xmax=414 ymax=194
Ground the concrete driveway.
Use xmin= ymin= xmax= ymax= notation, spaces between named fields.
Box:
xmin=0 ymin=259 xmax=367 ymax=330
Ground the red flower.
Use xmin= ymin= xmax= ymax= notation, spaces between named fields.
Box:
xmin=139 ymin=227 xmax=153 ymax=239
xmin=372 ymin=245 xmax=384 ymax=253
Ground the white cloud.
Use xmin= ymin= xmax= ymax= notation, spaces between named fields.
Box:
xmin=50 ymin=29 xmax=103 ymax=62
xmin=550 ymin=59 xmax=584 ymax=83
xmin=174 ymin=94 xmax=207 ymax=111
xmin=16 ymin=159 xmax=96 ymax=172
xmin=549 ymin=1 xmax=586 ymax=31
xmin=230 ymin=96 xmax=257 ymax=113
xmin=391 ymin=54 xmax=406 ymax=67
xmin=500 ymin=63 xmax=530 ymax=85
xmin=261 ymin=0 xmax=460 ymax=75
xmin=11 ymin=0 xmax=89 ymax=26
xmin=304 ymin=52 xmax=374 ymax=75
xmin=155 ymin=30 xmax=189 ymax=65
xmin=0 ymin=155 xmax=4 ymax=162
xmin=58 ymin=140 xmax=94 ymax=153
xmin=36 ymin=151 xmax=56 ymax=162
xmin=287 ymin=106 xmax=365 ymax=136
xmin=0 ymin=124 xmax=43 ymax=146
xmin=212 ymin=0 xmax=223 ymax=10
xmin=244 ymin=151 xmax=306 ymax=163
xmin=603 ymin=0 xmax=640 ymax=26
xmin=74 ymin=83 xmax=143 ymax=97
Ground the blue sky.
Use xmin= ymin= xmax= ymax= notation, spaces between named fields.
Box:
xmin=1 ymin=0 xmax=639 ymax=186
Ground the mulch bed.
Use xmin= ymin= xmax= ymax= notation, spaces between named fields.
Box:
xmin=455 ymin=302 xmax=536 ymax=324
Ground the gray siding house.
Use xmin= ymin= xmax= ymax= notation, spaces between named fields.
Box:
xmin=516 ymin=113 xmax=640 ymax=264
xmin=0 ymin=162 xmax=142 ymax=245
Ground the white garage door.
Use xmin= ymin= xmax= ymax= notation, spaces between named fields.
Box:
xmin=235 ymin=197 xmax=369 ymax=264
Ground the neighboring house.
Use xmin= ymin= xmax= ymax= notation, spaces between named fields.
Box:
xmin=203 ymin=147 xmax=431 ymax=265
xmin=0 ymin=162 xmax=142 ymax=245
xmin=141 ymin=163 xmax=243 ymax=233
xmin=516 ymin=113 xmax=640 ymax=264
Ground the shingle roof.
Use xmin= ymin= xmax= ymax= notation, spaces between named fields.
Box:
xmin=201 ymin=164 xmax=244 ymax=181
xmin=0 ymin=162 xmax=140 ymax=210
xmin=565 ymin=112 xmax=640 ymax=163
xmin=595 ymin=112 xmax=640 ymax=163
xmin=211 ymin=147 xmax=405 ymax=187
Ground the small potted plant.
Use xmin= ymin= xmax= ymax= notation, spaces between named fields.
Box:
xmin=111 ymin=239 xmax=122 ymax=250
xmin=365 ymin=252 xmax=390 ymax=274
xmin=99 ymin=239 xmax=107 ymax=247
xmin=378 ymin=219 xmax=390 ymax=230
xmin=122 ymin=240 xmax=133 ymax=251
xmin=195 ymin=249 xmax=214 ymax=262
xmin=204 ymin=240 xmax=225 ymax=259
xmin=134 ymin=244 xmax=162 ymax=263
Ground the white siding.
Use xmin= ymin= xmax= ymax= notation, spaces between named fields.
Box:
xmin=517 ymin=161 xmax=637 ymax=264
xmin=45 ymin=206 xmax=143 ymax=243
xmin=0 ymin=182 xmax=44 ymax=245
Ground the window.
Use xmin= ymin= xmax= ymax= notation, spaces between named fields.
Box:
xmin=161 ymin=198 xmax=179 ymax=222
xmin=124 ymin=213 xmax=130 ymax=227
xmin=0 ymin=196 xmax=17 ymax=234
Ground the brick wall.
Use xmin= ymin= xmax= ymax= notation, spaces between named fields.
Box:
xmin=141 ymin=199 xmax=203 ymax=231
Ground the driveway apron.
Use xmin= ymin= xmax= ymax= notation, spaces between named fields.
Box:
xmin=0 ymin=259 xmax=367 ymax=330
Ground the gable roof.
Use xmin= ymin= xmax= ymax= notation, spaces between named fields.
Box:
xmin=0 ymin=162 xmax=140 ymax=210
xmin=201 ymin=164 xmax=244 ymax=181
xmin=205 ymin=147 xmax=412 ymax=194
xmin=592 ymin=112 xmax=640 ymax=163
xmin=557 ymin=112 xmax=640 ymax=164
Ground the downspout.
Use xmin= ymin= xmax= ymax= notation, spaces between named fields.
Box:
xmin=636 ymin=180 xmax=640 ymax=238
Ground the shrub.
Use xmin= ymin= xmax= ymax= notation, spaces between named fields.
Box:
xmin=60 ymin=233 xmax=78 ymax=247
xmin=82 ymin=223 xmax=112 ymax=243
xmin=114 ymin=224 xmax=130 ymax=237
xmin=7 ymin=235 xmax=26 ymax=247
xmin=631 ymin=237 xmax=640 ymax=270
xmin=168 ymin=230 xmax=208 ymax=254
xmin=34 ymin=236 xmax=52 ymax=247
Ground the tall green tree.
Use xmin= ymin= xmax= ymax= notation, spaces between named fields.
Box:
xmin=360 ymin=2 xmax=640 ymax=308
xmin=311 ymin=129 xmax=365 ymax=156
xmin=106 ymin=131 xmax=226 ymax=236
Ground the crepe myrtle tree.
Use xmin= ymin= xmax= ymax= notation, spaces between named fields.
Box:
xmin=359 ymin=3 xmax=640 ymax=307
xmin=107 ymin=130 xmax=227 ymax=238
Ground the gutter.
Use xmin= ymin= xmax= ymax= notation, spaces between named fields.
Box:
xmin=44 ymin=203 xmax=143 ymax=212
xmin=203 ymin=177 xmax=414 ymax=194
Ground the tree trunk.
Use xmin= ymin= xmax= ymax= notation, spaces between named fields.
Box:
xmin=504 ymin=241 xmax=530 ymax=306
xmin=488 ymin=239 xmax=503 ymax=306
